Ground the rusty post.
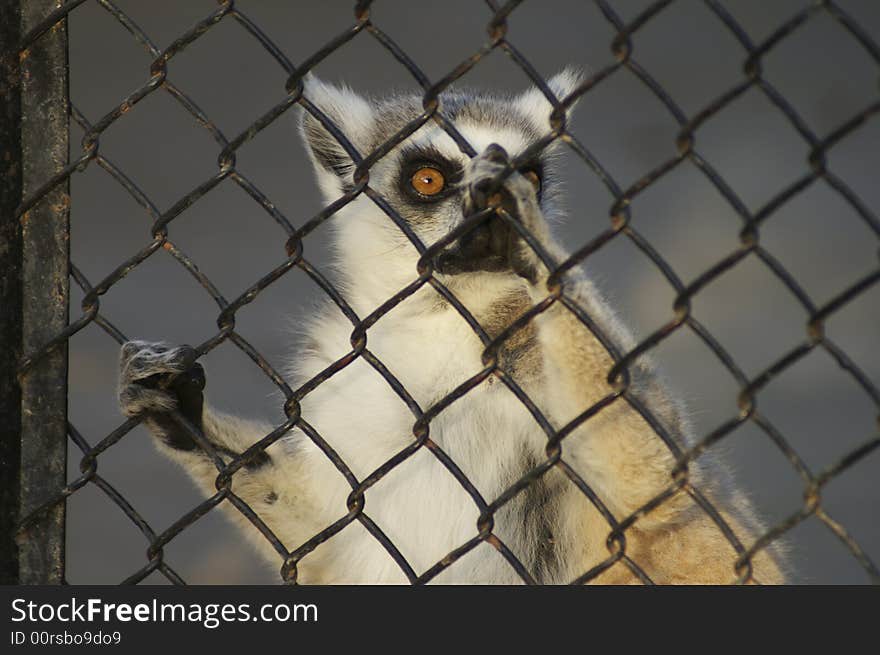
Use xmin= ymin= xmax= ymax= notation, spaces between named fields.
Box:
xmin=0 ymin=0 xmax=24 ymax=585
xmin=0 ymin=0 xmax=70 ymax=585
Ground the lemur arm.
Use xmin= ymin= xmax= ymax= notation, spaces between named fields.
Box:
xmin=117 ymin=341 xmax=324 ymax=570
xmin=466 ymin=147 xmax=786 ymax=583
xmin=527 ymin=277 xmax=787 ymax=583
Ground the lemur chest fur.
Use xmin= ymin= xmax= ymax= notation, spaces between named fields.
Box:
xmin=298 ymin=283 xmax=547 ymax=465
xmin=293 ymin=285 xmax=562 ymax=581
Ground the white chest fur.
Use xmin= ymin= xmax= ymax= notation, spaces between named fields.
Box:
xmin=291 ymin=289 xmax=553 ymax=583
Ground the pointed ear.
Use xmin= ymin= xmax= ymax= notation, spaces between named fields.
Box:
xmin=298 ymin=75 xmax=375 ymax=192
xmin=514 ymin=66 xmax=586 ymax=133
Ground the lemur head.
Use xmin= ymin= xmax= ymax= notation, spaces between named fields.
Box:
xmin=298 ymin=68 xmax=584 ymax=307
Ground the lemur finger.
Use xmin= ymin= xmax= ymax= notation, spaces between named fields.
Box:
xmin=118 ymin=341 xmax=207 ymax=450
xmin=508 ymin=229 xmax=541 ymax=285
xmin=467 ymin=148 xmax=545 ymax=281
xmin=167 ymin=363 xmax=206 ymax=430
xmin=119 ymin=340 xmax=198 ymax=384
xmin=138 ymin=363 xmax=205 ymax=453
xmin=119 ymin=385 xmax=178 ymax=418
xmin=465 ymin=144 xmax=543 ymax=226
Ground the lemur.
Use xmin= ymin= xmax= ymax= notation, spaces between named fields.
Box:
xmin=118 ymin=69 xmax=787 ymax=584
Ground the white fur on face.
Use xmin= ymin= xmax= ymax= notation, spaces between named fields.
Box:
xmin=406 ymin=121 xmax=532 ymax=165
xmin=297 ymin=69 xmax=585 ymax=311
xmin=322 ymin=120 xmax=542 ymax=313
xmin=300 ymin=67 xmax=585 ymax=198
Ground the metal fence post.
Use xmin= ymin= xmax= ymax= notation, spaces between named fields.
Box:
xmin=0 ymin=0 xmax=25 ymax=587
xmin=0 ymin=0 xmax=70 ymax=585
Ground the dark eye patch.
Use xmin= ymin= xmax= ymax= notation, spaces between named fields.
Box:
xmin=397 ymin=146 xmax=464 ymax=203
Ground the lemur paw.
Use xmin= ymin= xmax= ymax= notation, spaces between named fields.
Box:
xmin=460 ymin=143 xmax=549 ymax=284
xmin=118 ymin=341 xmax=206 ymax=451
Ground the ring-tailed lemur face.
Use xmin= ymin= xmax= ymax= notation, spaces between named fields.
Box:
xmin=299 ymin=69 xmax=583 ymax=290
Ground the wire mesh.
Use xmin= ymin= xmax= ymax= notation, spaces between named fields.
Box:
xmin=12 ymin=0 xmax=880 ymax=585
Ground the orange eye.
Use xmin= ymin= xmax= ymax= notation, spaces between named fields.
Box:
xmin=411 ymin=166 xmax=446 ymax=196
xmin=523 ymin=169 xmax=541 ymax=194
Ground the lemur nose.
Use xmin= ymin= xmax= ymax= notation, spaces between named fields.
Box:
xmin=482 ymin=143 xmax=509 ymax=164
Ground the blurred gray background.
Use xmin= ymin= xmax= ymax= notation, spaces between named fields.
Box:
xmin=62 ymin=0 xmax=879 ymax=584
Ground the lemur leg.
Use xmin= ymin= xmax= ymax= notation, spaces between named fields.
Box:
xmin=117 ymin=341 xmax=322 ymax=570
xmin=465 ymin=145 xmax=786 ymax=584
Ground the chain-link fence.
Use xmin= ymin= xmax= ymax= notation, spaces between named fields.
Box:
xmin=2 ymin=0 xmax=878 ymax=585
